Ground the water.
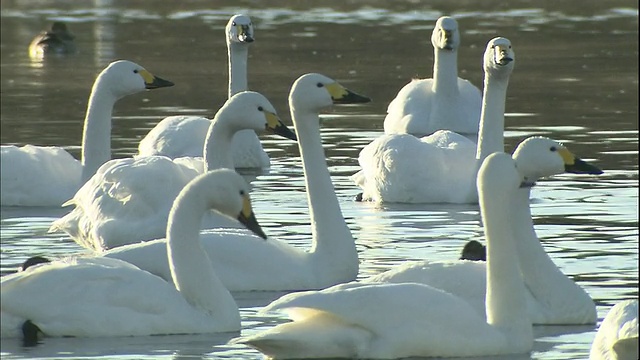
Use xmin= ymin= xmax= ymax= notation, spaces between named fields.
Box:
xmin=1 ymin=0 xmax=638 ymax=359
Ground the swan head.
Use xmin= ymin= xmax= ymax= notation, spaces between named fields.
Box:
xmin=227 ymin=14 xmax=254 ymax=44
xmin=483 ymin=37 xmax=515 ymax=79
xmin=190 ymin=169 xmax=267 ymax=239
xmin=431 ymin=16 xmax=460 ymax=51
xmin=95 ymin=60 xmax=174 ymax=99
xmin=477 ymin=152 xmax=522 ymax=201
xmin=512 ymin=136 xmax=604 ymax=183
xmin=289 ymin=73 xmax=371 ymax=114
xmin=218 ymin=91 xmax=297 ymax=141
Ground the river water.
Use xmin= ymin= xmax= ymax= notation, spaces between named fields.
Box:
xmin=0 ymin=1 xmax=638 ymax=359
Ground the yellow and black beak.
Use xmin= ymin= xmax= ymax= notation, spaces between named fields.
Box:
xmin=265 ymin=112 xmax=297 ymax=141
xmin=558 ymin=148 xmax=604 ymax=175
xmin=325 ymin=82 xmax=371 ymax=104
xmin=139 ymin=69 xmax=175 ymax=89
xmin=237 ymin=24 xmax=254 ymax=43
xmin=237 ymin=195 xmax=267 ymax=240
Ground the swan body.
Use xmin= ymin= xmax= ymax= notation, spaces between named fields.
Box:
xmin=383 ymin=16 xmax=481 ymax=137
xmin=1 ymin=169 xmax=266 ymax=339
xmin=590 ymin=299 xmax=639 ymax=360
xmin=101 ymin=73 xmax=370 ymax=291
xmin=233 ymin=152 xmax=533 ymax=359
xmin=354 ymin=37 xmax=514 ymax=203
xmin=366 ymin=136 xmax=602 ymax=325
xmin=29 ymin=21 xmax=76 ymax=59
xmin=0 ymin=60 xmax=174 ymax=207
xmin=50 ymin=91 xmax=295 ymax=251
xmin=138 ymin=14 xmax=268 ymax=169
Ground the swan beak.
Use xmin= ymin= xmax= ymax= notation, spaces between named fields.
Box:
xmin=265 ymin=112 xmax=297 ymax=141
xmin=237 ymin=25 xmax=254 ymax=43
xmin=561 ymin=155 xmax=604 ymax=175
xmin=139 ymin=69 xmax=175 ymax=89
xmin=442 ymin=30 xmax=455 ymax=50
xmin=494 ymin=46 xmax=513 ymax=65
xmin=237 ymin=196 xmax=267 ymax=240
xmin=326 ymin=83 xmax=371 ymax=104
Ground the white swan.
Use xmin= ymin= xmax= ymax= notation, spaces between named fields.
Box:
xmin=232 ymin=152 xmax=533 ymax=358
xmin=383 ymin=16 xmax=482 ymax=137
xmin=100 ymin=73 xmax=370 ymax=291
xmin=49 ymin=91 xmax=295 ymax=251
xmin=0 ymin=169 xmax=266 ymax=341
xmin=137 ymin=14 xmax=269 ymax=169
xmin=353 ymin=36 xmax=514 ymax=203
xmin=0 ymin=60 xmax=174 ymax=207
xmin=590 ymin=299 xmax=639 ymax=360
xmin=366 ymin=136 xmax=602 ymax=325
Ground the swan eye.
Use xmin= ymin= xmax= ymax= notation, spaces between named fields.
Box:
xmin=232 ymin=21 xmax=237 ymax=26
xmin=550 ymin=146 xmax=557 ymax=152
xmin=133 ymin=69 xmax=139 ymax=74
xmin=316 ymin=83 xmax=324 ymax=88
xmin=239 ymin=190 xmax=245 ymax=196
xmin=257 ymin=106 xmax=264 ymax=112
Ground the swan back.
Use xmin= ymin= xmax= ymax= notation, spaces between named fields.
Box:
xmin=513 ymin=136 xmax=604 ymax=182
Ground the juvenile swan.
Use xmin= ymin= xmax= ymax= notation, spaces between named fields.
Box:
xmin=1 ymin=60 xmax=173 ymax=206
xmin=1 ymin=169 xmax=266 ymax=342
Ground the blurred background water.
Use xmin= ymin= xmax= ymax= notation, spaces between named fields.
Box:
xmin=0 ymin=0 xmax=638 ymax=359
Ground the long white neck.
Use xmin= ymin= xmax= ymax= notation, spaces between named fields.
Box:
xmin=203 ymin=116 xmax=235 ymax=172
xmin=483 ymin=184 xmax=532 ymax=349
xmin=290 ymin=106 xmax=358 ymax=280
xmin=166 ymin=188 xmax=239 ymax=325
xmin=512 ymin=187 xmax=596 ymax=322
xmin=228 ymin=42 xmax=248 ymax=98
xmin=80 ymin=80 xmax=117 ymax=182
xmin=475 ymin=73 xmax=509 ymax=163
xmin=432 ymin=48 xmax=459 ymax=97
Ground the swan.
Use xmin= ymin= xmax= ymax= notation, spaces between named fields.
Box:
xmin=383 ymin=16 xmax=482 ymax=137
xmin=29 ymin=21 xmax=76 ymax=58
xmin=590 ymin=299 xmax=639 ymax=360
xmin=232 ymin=152 xmax=534 ymax=358
xmin=0 ymin=60 xmax=174 ymax=207
xmin=365 ymin=136 xmax=602 ymax=325
xmin=0 ymin=169 xmax=266 ymax=343
xmin=99 ymin=73 xmax=370 ymax=291
xmin=353 ymin=36 xmax=514 ymax=203
xmin=49 ymin=91 xmax=296 ymax=251
xmin=137 ymin=14 xmax=269 ymax=169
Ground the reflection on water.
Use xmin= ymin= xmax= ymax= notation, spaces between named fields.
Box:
xmin=1 ymin=0 xmax=638 ymax=359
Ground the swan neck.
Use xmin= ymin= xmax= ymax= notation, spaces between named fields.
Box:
xmin=512 ymin=187 xmax=595 ymax=318
xmin=432 ymin=48 xmax=459 ymax=96
xmin=167 ymin=190 xmax=238 ymax=317
xmin=228 ymin=44 xmax=249 ymax=98
xmin=482 ymin=185 xmax=532 ymax=340
xmin=290 ymin=106 xmax=357 ymax=268
xmin=80 ymin=84 xmax=117 ymax=182
xmin=475 ymin=75 xmax=509 ymax=163
xmin=203 ymin=117 xmax=235 ymax=171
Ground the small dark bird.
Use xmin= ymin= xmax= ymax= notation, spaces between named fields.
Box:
xmin=459 ymin=240 xmax=486 ymax=261
xmin=29 ymin=22 xmax=76 ymax=58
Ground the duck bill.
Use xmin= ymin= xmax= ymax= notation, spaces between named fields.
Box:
xmin=565 ymin=158 xmax=603 ymax=175
xmin=265 ymin=112 xmax=297 ymax=141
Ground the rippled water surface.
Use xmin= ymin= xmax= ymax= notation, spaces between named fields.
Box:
xmin=1 ymin=0 xmax=638 ymax=359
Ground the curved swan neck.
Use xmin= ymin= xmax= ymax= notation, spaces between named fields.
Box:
xmin=432 ymin=48 xmax=459 ymax=96
xmin=290 ymin=106 xmax=357 ymax=268
xmin=482 ymin=183 xmax=532 ymax=342
xmin=228 ymin=43 xmax=249 ymax=98
xmin=512 ymin=187 xmax=595 ymax=317
xmin=167 ymin=188 xmax=238 ymax=317
xmin=475 ymin=74 xmax=509 ymax=163
xmin=203 ymin=117 xmax=235 ymax=171
xmin=80 ymin=83 xmax=118 ymax=182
